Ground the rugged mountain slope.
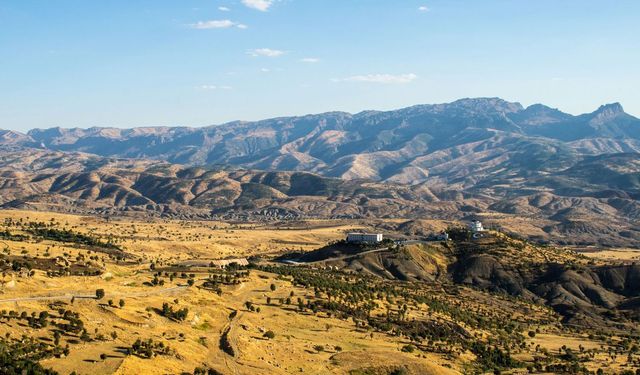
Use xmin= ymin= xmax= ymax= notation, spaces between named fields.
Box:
xmin=0 ymin=147 xmax=639 ymax=247
xmin=0 ymin=148 xmax=447 ymax=220
xmin=4 ymin=98 xmax=639 ymax=184
xmin=447 ymin=233 xmax=640 ymax=327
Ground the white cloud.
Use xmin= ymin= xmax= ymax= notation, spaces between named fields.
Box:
xmin=191 ymin=20 xmax=233 ymax=29
xmin=333 ymin=73 xmax=418 ymax=84
xmin=300 ymin=57 xmax=320 ymax=63
xmin=190 ymin=20 xmax=247 ymax=29
xmin=247 ymin=48 xmax=285 ymax=57
xmin=242 ymin=0 xmax=273 ymax=11
xmin=199 ymin=85 xmax=233 ymax=90
xmin=260 ymin=68 xmax=270 ymax=72
xmin=418 ymin=6 xmax=429 ymax=12
xmin=218 ymin=6 xmax=230 ymax=11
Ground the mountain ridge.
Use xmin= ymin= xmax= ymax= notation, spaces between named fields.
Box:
xmin=3 ymin=98 xmax=638 ymax=185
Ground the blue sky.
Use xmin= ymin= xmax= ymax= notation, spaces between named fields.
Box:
xmin=1 ymin=0 xmax=639 ymax=131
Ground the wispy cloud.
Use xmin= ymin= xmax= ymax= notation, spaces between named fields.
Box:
xmin=218 ymin=6 xmax=230 ymax=11
xmin=418 ymin=6 xmax=429 ymax=12
xmin=332 ymin=73 xmax=418 ymax=84
xmin=190 ymin=20 xmax=247 ymax=29
xmin=300 ymin=57 xmax=320 ymax=63
xmin=199 ymin=85 xmax=233 ymax=90
xmin=247 ymin=48 xmax=285 ymax=57
xmin=242 ymin=0 xmax=273 ymax=11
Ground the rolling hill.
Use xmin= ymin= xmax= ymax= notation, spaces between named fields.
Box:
xmin=0 ymin=147 xmax=639 ymax=247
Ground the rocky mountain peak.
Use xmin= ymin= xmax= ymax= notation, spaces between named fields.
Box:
xmin=587 ymin=102 xmax=628 ymax=128
xmin=449 ymin=97 xmax=524 ymax=114
xmin=593 ymin=102 xmax=625 ymax=117
xmin=513 ymin=104 xmax=572 ymax=126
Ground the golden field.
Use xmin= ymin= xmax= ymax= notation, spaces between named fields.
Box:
xmin=0 ymin=209 xmax=638 ymax=375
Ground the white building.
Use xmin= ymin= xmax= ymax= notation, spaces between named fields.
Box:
xmin=469 ymin=220 xmax=485 ymax=232
xmin=435 ymin=232 xmax=449 ymax=241
xmin=346 ymin=233 xmax=383 ymax=244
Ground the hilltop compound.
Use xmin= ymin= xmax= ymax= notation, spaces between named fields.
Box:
xmin=346 ymin=233 xmax=383 ymax=244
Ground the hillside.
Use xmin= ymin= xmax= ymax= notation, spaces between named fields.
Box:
xmin=0 ymin=147 xmax=639 ymax=247
xmin=292 ymin=232 xmax=640 ymax=331
xmin=1 ymin=210 xmax=639 ymax=374
xmin=0 ymin=148 xmax=442 ymax=220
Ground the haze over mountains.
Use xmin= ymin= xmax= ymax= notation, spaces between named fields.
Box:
xmin=1 ymin=98 xmax=639 ymax=246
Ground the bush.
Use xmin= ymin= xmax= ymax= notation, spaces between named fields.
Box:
xmin=401 ymin=344 xmax=415 ymax=353
xmin=95 ymin=289 xmax=105 ymax=300
xmin=263 ymin=330 xmax=275 ymax=339
xmin=220 ymin=328 xmax=234 ymax=356
xmin=193 ymin=367 xmax=224 ymax=375
xmin=160 ymin=302 xmax=188 ymax=321
xmin=129 ymin=338 xmax=173 ymax=359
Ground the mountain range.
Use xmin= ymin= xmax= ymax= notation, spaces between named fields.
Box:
xmin=1 ymin=97 xmax=639 ymax=247
xmin=3 ymin=98 xmax=640 ymax=183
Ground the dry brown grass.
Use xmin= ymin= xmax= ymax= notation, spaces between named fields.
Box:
xmin=0 ymin=210 xmax=461 ymax=374
xmin=0 ymin=209 xmax=637 ymax=374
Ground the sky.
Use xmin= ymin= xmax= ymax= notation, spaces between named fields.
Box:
xmin=1 ymin=0 xmax=639 ymax=131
